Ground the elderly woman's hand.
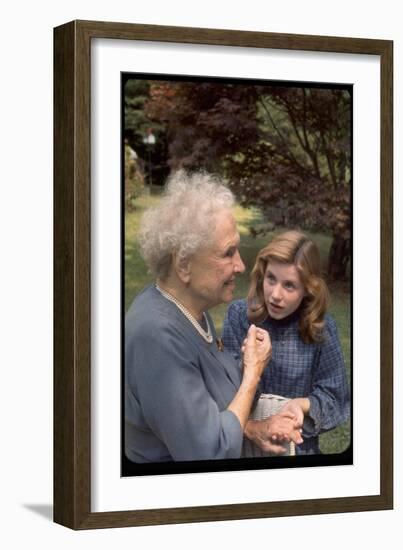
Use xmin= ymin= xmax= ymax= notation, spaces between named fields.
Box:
xmin=228 ymin=325 xmax=272 ymax=430
xmin=242 ymin=325 xmax=272 ymax=383
xmin=245 ymin=413 xmax=303 ymax=454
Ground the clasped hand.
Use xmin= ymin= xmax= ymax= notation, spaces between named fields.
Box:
xmin=246 ymin=412 xmax=303 ymax=455
xmin=241 ymin=325 xmax=272 ymax=382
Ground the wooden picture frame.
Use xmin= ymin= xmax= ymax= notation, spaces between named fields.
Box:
xmin=54 ymin=19 xmax=393 ymax=529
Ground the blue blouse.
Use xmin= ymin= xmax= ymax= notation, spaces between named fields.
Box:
xmin=125 ymin=285 xmax=244 ymax=462
xmin=222 ymin=299 xmax=350 ymax=455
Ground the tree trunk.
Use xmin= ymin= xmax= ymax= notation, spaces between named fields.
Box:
xmin=327 ymin=233 xmax=350 ymax=281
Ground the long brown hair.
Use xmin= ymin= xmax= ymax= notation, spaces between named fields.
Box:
xmin=247 ymin=230 xmax=329 ymax=343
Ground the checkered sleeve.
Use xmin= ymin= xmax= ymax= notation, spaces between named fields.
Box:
xmin=303 ymin=315 xmax=351 ymax=437
xmin=222 ymin=300 xmax=249 ymax=363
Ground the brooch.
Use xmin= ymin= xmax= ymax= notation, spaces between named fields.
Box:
xmin=216 ymin=338 xmax=224 ymax=352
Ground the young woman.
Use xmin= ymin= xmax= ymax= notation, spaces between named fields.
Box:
xmin=222 ymin=230 xmax=350 ymax=455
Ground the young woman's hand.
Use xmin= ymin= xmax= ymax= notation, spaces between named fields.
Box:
xmin=279 ymin=398 xmax=310 ymax=429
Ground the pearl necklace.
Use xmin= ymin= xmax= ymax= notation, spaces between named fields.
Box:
xmin=155 ymin=284 xmax=213 ymax=343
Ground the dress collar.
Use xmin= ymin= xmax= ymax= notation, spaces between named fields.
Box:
xmin=263 ymin=306 xmax=301 ymax=327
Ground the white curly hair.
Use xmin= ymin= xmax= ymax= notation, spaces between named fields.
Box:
xmin=138 ymin=170 xmax=235 ymax=279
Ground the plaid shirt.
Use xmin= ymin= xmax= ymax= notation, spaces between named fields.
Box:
xmin=222 ymin=300 xmax=350 ymax=455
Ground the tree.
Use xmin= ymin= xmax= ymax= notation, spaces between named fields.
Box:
xmin=145 ymin=81 xmax=260 ymax=172
xmin=145 ymin=81 xmax=352 ymax=279
xmin=124 ymin=78 xmax=170 ymax=186
xmin=231 ymin=86 xmax=352 ymax=280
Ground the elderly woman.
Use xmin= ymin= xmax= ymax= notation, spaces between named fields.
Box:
xmin=125 ymin=171 xmax=301 ymax=463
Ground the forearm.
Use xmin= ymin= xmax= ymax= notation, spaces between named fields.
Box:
xmin=290 ymin=393 xmax=346 ymax=437
xmin=228 ymin=324 xmax=271 ymax=428
xmin=302 ymin=316 xmax=350 ymax=436
xmin=304 ymin=390 xmax=350 ymax=436
xmin=227 ymin=374 xmax=260 ymax=429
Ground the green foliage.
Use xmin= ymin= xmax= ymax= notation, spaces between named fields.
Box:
xmin=125 ymin=79 xmax=171 ymax=185
xmin=124 ymin=80 xmax=152 ymax=142
xmin=125 ymin=189 xmax=163 ymax=310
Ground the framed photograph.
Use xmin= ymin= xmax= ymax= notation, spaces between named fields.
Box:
xmin=54 ymin=20 xmax=393 ymax=529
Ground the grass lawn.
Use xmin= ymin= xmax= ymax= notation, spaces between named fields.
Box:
xmin=125 ymin=189 xmax=351 ymax=455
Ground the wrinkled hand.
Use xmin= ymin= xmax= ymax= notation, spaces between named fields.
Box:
xmin=266 ymin=412 xmax=303 ymax=445
xmin=245 ymin=413 xmax=303 ymax=455
xmin=242 ymin=325 xmax=272 ymax=382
